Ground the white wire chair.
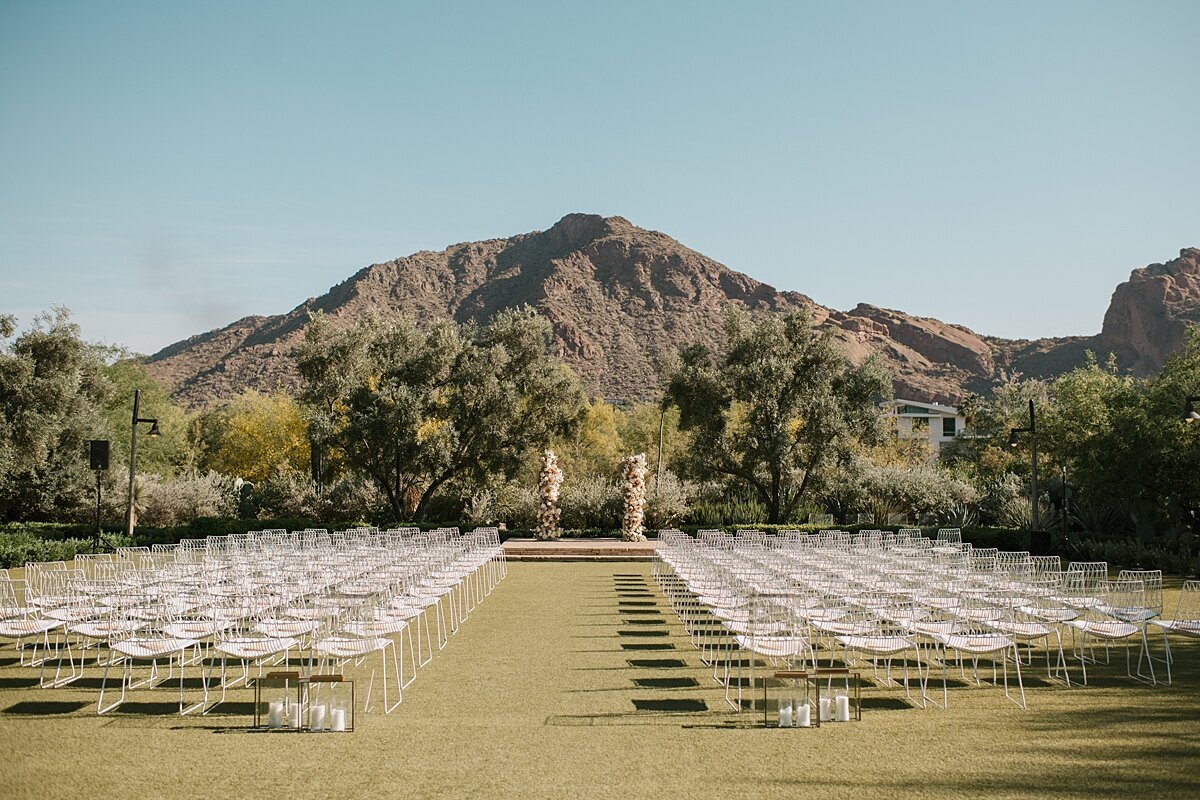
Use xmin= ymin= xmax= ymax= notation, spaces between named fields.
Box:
xmin=1148 ymin=580 xmax=1200 ymax=685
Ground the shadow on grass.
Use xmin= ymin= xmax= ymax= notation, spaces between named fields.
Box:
xmin=633 ymin=677 xmax=701 ymax=689
xmin=114 ymin=702 xmax=189 ymax=715
xmin=200 ymin=700 xmax=255 ymax=716
xmin=0 ymin=677 xmax=40 ymax=689
xmin=623 ymin=619 xmax=667 ymax=626
xmin=627 ymin=659 xmax=687 ymax=668
xmin=617 ymin=609 xmax=663 ymax=615
xmin=632 ymin=698 xmax=708 ymax=712
xmin=3 ymin=700 xmax=89 ymax=715
xmin=621 ymin=644 xmax=676 ymax=651
xmin=860 ymin=696 xmax=920 ymax=710
xmin=617 ymin=630 xmax=670 ymax=637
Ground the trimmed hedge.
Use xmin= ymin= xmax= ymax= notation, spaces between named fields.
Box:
xmin=2 ymin=519 xmax=1193 ymax=576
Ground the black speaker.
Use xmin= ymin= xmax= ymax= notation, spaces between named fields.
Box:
xmin=89 ymin=440 xmax=110 ymax=471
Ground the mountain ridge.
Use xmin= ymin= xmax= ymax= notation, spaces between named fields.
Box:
xmin=143 ymin=214 xmax=1200 ymax=408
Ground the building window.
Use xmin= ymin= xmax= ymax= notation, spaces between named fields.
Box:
xmin=942 ymin=417 xmax=956 ymax=437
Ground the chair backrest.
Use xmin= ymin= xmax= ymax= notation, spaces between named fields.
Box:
xmin=1031 ymin=555 xmax=1061 ymax=575
xmin=936 ymin=528 xmax=962 ymax=545
xmin=1173 ymin=580 xmax=1200 ymax=622
xmin=1117 ymin=569 xmax=1163 ymax=614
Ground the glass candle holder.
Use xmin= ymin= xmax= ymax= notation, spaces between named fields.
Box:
xmin=254 ymin=671 xmax=303 ymax=731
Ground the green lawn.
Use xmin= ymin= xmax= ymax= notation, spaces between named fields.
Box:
xmin=2 ymin=562 xmax=1199 ymax=799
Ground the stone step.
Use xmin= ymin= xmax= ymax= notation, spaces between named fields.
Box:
xmin=502 ymin=538 xmax=659 ymax=562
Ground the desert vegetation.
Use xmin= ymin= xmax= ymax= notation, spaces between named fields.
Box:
xmin=1 ymin=307 xmax=1197 ymax=573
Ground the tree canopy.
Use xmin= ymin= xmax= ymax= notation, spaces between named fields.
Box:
xmin=0 ymin=309 xmax=112 ymax=521
xmin=664 ymin=308 xmax=892 ymax=523
xmin=298 ymin=307 xmax=585 ymax=520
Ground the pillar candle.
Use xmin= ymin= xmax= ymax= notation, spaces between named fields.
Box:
xmin=835 ymin=694 xmax=851 ymax=722
xmin=331 ymin=708 xmax=347 ymax=732
xmin=311 ymin=704 xmax=326 ymax=731
xmin=778 ymin=698 xmax=792 ymax=728
xmin=267 ymin=701 xmax=283 ymax=729
xmin=795 ymin=703 xmax=811 ymax=727
xmin=291 ymin=701 xmax=303 ymax=729
xmin=818 ymin=697 xmax=832 ymax=722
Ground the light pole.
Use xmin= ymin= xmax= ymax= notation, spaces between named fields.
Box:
xmin=655 ymin=401 xmax=667 ymax=504
xmin=1007 ymin=399 xmax=1039 ymax=531
xmin=125 ymin=389 xmax=160 ymax=537
xmin=1061 ymin=464 xmax=1069 ymax=539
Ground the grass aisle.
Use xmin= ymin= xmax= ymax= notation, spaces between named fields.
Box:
xmin=2 ymin=561 xmax=1200 ymax=798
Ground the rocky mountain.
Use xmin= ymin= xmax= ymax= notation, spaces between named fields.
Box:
xmin=143 ymin=214 xmax=1200 ymax=408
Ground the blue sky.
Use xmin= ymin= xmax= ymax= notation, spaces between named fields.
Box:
xmin=2 ymin=1 xmax=1197 ymax=355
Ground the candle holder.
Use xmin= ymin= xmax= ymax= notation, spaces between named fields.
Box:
xmin=765 ymin=668 xmax=861 ymax=728
xmin=306 ymin=674 xmax=354 ymax=733
xmin=253 ymin=671 xmax=304 ymax=731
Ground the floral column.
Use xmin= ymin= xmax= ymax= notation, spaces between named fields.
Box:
xmin=620 ymin=453 xmax=648 ymax=542
xmin=537 ymin=450 xmax=563 ymax=540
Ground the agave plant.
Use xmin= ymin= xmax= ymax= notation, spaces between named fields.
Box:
xmin=938 ymin=504 xmax=979 ymax=528
xmin=1069 ymin=499 xmax=1119 ymax=537
xmin=998 ymin=496 xmax=1062 ymax=531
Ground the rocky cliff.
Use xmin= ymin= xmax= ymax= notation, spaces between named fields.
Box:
xmin=142 ymin=215 xmax=1199 ymax=407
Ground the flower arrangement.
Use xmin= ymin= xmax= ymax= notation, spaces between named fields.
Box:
xmin=537 ymin=450 xmax=563 ymax=540
xmin=620 ymin=453 xmax=648 ymax=542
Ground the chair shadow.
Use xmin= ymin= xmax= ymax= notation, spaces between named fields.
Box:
xmin=201 ymin=700 xmax=256 ymax=716
xmin=113 ymin=701 xmax=190 ymax=715
xmin=622 ymin=644 xmax=676 ymax=651
xmin=633 ymin=677 xmax=701 ymax=689
xmin=627 ymin=659 xmax=687 ymax=668
xmin=632 ymin=698 xmax=708 ymax=712
xmin=3 ymin=700 xmax=89 ymax=715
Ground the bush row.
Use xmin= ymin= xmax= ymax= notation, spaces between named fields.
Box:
xmin=2 ymin=521 xmax=1194 ymax=576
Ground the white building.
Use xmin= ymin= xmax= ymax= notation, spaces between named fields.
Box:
xmin=884 ymin=399 xmax=965 ymax=455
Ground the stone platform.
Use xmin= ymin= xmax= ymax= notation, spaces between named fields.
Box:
xmin=501 ymin=537 xmax=659 ymax=561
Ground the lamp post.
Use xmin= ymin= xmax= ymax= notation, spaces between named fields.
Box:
xmin=1007 ymin=399 xmax=1039 ymax=532
xmin=125 ymin=389 xmax=160 ymax=537
xmin=1061 ymin=464 xmax=1069 ymax=539
xmin=1182 ymin=396 xmax=1200 ymax=423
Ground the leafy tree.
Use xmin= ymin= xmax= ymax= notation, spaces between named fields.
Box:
xmin=102 ymin=359 xmax=194 ymax=477
xmin=298 ymin=308 xmax=585 ymax=520
xmin=552 ymin=398 xmax=623 ymax=479
xmin=615 ymin=402 xmax=687 ymax=477
xmin=201 ymin=390 xmax=311 ymax=483
xmin=663 ymin=308 xmax=892 ymax=523
xmin=0 ymin=309 xmax=112 ymax=521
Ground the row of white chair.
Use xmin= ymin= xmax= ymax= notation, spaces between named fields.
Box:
xmin=654 ymin=529 xmax=1199 ymax=711
xmin=0 ymin=526 xmax=506 ymax=716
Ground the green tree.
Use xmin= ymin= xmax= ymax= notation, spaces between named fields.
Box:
xmin=102 ymin=359 xmax=194 ymax=477
xmin=615 ymin=402 xmax=686 ymax=477
xmin=553 ymin=398 xmax=623 ymax=479
xmin=298 ymin=308 xmax=585 ymax=520
xmin=664 ymin=308 xmax=892 ymax=523
xmin=0 ymin=309 xmax=112 ymax=521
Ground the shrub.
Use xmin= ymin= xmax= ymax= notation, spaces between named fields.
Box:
xmin=859 ymin=463 xmax=979 ymax=522
xmin=0 ymin=530 xmax=133 ymax=568
xmin=137 ymin=471 xmax=236 ymax=527
xmin=560 ymin=475 xmax=621 ymax=529
xmin=644 ymin=471 xmax=690 ymax=530
xmin=463 ymin=482 xmax=539 ymax=529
